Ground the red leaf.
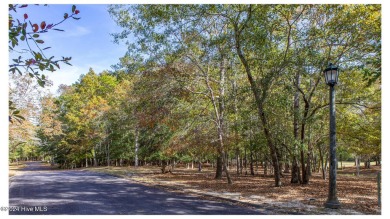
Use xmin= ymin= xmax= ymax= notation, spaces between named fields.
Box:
xmin=75 ymin=10 xmax=80 ymax=15
xmin=40 ymin=21 xmax=46 ymax=30
xmin=24 ymin=13 xmax=28 ymax=19
xmin=32 ymin=24 xmax=39 ymax=32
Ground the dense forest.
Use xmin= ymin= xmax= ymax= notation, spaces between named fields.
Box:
xmin=9 ymin=5 xmax=380 ymax=187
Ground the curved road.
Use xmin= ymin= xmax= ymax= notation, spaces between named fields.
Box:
xmin=9 ymin=162 xmax=265 ymax=215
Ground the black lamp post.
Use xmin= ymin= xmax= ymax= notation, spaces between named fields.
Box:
xmin=323 ymin=63 xmax=341 ymax=209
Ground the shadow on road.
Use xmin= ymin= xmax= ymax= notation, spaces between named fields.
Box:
xmin=9 ymin=163 xmax=265 ymax=215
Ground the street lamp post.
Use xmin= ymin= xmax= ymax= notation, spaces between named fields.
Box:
xmin=323 ymin=63 xmax=341 ymax=209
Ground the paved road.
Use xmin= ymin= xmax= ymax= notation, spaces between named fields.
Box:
xmin=9 ymin=162 xmax=265 ymax=215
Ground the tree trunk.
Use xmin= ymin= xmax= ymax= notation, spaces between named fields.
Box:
xmin=256 ymin=153 xmax=259 ymax=175
xmin=226 ymin=153 xmax=229 ymax=170
xmin=365 ymin=159 xmax=371 ymax=169
xmin=299 ymin=78 xmax=316 ymax=184
xmin=291 ymin=157 xmax=301 ymax=183
xmin=234 ymin=21 xmax=281 ymax=186
xmin=240 ymin=154 xmax=243 ymax=174
xmin=134 ymin=128 xmax=139 ymax=167
xmin=306 ymin=151 xmax=311 ymax=177
xmin=222 ymin=151 xmax=232 ymax=184
xmin=215 ymin=156 xmax=223 ymax=179
xmin=291 ymin=72 xmax=301 ymax=183
xmin=250 ymin=150 xmax=254 ymax=176
xmin=198 ymin=160 xmax=202 ymax=172
xmin=300 ymin=137 xmax=307 ymax=184
xmin=236 ymin=148 xmax=240 ymax=175
xmin=284 ymin=162 xmax=290 ymax=173
xmin=356 ymin=156 xmax=360 ymax=176
xmin=244 ymin=147 xmax=247 ymax=175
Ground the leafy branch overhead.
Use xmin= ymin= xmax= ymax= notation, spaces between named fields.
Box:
xmin=9 ymin=4 xmax=81 ymax=88
xmin=8 ymin=4 xmax=80 ymax=123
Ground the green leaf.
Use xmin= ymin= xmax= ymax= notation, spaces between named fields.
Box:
xmin=64 ymin=13 xmax=68 ymax=19
xmin=36 ymin=39 xmax=44 ymax=44
xmin=43 ymin=47 xmax=51 ymax=50
xmin=72 ymin=17 xmax=81 ymax=20
xmin=72 ymin=5 xmax=76 ymax=13
xmin=14 ymin=114 xmax=25 ymax=120
xmin=53 ymin=28 xmax=64 ymax=31
xmin=37 ymin=79 xmax=45 ymax=87
xmin=15 ymin=68 xmax=22 ymax=75
xmin=20 ymin=35 xmax=25 ymax=41
xmin=35 ymin=52 xmax=42 ymax=60
xmin=33 ymin=34 xmax=39 ymax=38
xmin=29 ymin=73 xmax=34 ymax=77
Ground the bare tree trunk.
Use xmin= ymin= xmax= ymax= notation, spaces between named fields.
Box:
xmin=250 ymin=150 xmax=254 ymax=176
xmin=319 ymin=145 xmax=326 ymax=180
xmin=236 ymin=148 xmax=240 ymax=175
xmin=240 ymin=154 xmax=243 ymax=174
xmin=215 ymin=156 xmax=223 ymax=178
xmin=284 ymin=162 xmax=290 ymax=173
xmin=244 ymin=147 xmax=247 ymax=175
xmin=256 ymin=153 xmax=259 ymax=175
xmin=306 ymin=151 xmax=311 ymax=177
xmin=356 ymin=156 xmax=360 ymax=176
xmin=134 ymin=128 xmax=139 ymax=167
xmin=226 ymin=153 xmax=229 ymax=170
xmin=291 ymin=72 xmax=301 ymax=184
xmin=234 ymin=17 xmax=281 ymax=186
xmin=291 ymin=157 xmax=301 ymax=182
xmin=365 ymin=158 xmax=371 ymax=169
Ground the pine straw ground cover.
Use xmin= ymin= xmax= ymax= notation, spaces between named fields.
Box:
xmin=88 ymin=164 xmax=381 ymax=215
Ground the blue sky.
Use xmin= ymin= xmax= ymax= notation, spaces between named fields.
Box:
xmin=9 ymin=4 xmax=128 ymax=94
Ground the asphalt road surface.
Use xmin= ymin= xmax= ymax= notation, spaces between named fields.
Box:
xmin=9 ymin=162 xmax=266 ymax=215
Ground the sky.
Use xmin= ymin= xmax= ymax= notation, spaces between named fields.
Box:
xmin=8 ymin=4 xmax=128 ymax=94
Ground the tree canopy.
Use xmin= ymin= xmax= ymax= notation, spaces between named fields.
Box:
xmin=10 ymin=4 xmax=380 ymax=188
